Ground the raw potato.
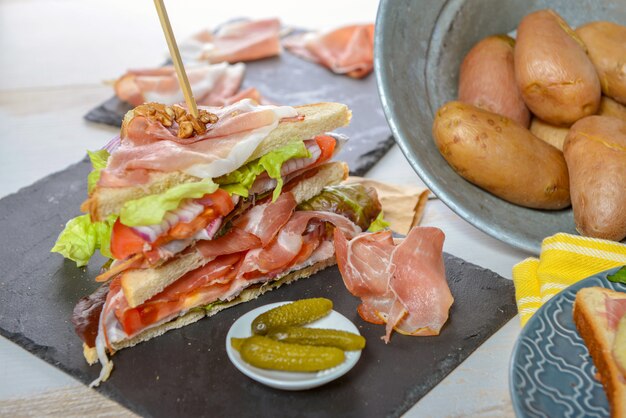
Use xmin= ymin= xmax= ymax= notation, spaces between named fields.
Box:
xmin=576 ymin=21 xmax=626 ymax=105
xmin=458 ymin=35 xmax=530 ymax=127
xmin=530 ymin=118 xmax=569 ymax=151
xmin=515 ymin=9 xmax=601 ymax=126
xmin=433 ymin=101 xmax=570 ymax=209
xmin=599 ymin=96 xmax=626 ymax=122
xmin=563 ymin=115 xmax=626 ymax=241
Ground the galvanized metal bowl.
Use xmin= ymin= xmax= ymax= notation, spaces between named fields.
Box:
xmin=375 ymin=0 xmax=626 ymax=254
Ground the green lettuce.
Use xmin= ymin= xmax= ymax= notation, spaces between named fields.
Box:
xmin=215 ymin=140 xmax=311 ymax=201
xmin=607 ymin=266 xmax=626 ymax=284
xmin=86 ymin=149 xmax=110 ymax=194
xmin=51 ymin=214 xmax=116 ymax=267
xmin=119 ymin=178 xmax=218 ymax=226
xmin=298 ymin=184 xmax=383 ymax=230
xmin=367 ymin=211 xmax=390 ymax=232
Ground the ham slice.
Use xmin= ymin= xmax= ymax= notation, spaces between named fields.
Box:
xmin=283 ymin=24 xmax=375 ymax=79
xmin=114 ymin=62 xmax=245 ymax=107
xmin=606 ymin=295 xmax=626 ymax=331
xmin=196 ymin=192 xmax=297 ymax=258
xmin=100 ymin=99 xmax=298 ymax=187
xmin=334 ymin=227 xmax=454 ymax=342
xmin=180 ymin=19 xmax=282 ymax=64
xmin=232 ymin=192 xmax=297 ymax=245
xmin=237 ymin=210 xmax=361 ymax=279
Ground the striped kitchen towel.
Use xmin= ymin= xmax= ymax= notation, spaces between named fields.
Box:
xmin=512 ymin=233 xmax=626 ymax=326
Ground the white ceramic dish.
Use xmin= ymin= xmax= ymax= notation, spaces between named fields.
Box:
xmin=225 ymin=301 xmax=362 ymax=391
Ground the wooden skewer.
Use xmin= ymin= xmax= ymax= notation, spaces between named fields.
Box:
xmin=153 ymin=0 xmax=199 ymax=118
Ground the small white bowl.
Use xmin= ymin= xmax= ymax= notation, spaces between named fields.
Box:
xmin=226 ymin=301 xmax=363 ymax=391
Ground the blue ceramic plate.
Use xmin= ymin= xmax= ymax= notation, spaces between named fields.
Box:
xmin=509 ymin=267 xmax=625 ymax=417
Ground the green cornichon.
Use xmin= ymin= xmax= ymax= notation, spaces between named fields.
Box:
xmin=232 ymin=335 xmax=345 ymax=372
xmin=251 ymin=298 xmax=333 ymax=335
xmin=267 ymin=327 xmax=366 ymax=351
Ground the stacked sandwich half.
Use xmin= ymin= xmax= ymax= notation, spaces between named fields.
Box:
xmin=52 ymin=99 xmax=384 ymax=385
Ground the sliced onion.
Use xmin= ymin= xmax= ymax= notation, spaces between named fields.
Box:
xmin=280 ymin=142 xmax=321 ymax=176
xmin=102 ymin=135 xmax=121 ymax=153
xmin=131 ymin=200 xmax=205 ymax=243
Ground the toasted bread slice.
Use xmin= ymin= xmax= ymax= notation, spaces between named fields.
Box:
xmin=120 ymin=161 xmax=347 ymax=308
xmin=573 ymin=286 xmax=626 ymax=417
xmin=85 ymin=103 xmax=351 ymax=221
xmin=84 ymin=255 xmax=336 ymax=362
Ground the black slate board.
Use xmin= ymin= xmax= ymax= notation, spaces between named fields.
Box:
xmin=85 ymin=51 xmax=394 ymax=177
xmin=0 ymin=159 xmax=517 ymax=417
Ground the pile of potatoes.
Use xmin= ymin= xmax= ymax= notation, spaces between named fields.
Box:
xmin=432 ymin=9 xmax=626 ymax=242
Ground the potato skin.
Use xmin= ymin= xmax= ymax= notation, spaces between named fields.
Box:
xmin=458 ymin=35 xmax=530 ymax=127
xmin=433 ymin=101 xmax=570 ymax=209
xmin=530 ymin=118 xmax=569 ymax=151
xmin=576 ymin=21 xmax=626 ymax=105
xmin=598 ymin=96 xmax=626 ymax=122
xmin=563 ymin=115 xmax=626 ymax=241
xmin=515 ymin=9 xmax=601 ymax=126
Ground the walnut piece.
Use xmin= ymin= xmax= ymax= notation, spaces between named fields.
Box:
xmin=133 ymin=102 xmax=218 ymax=139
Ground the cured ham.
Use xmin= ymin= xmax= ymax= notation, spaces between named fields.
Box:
xmin=100 ymin=99 xmax=299 ymax=187
xmin=334 ymin=226 xmax=454 ymax=342
xmin=97 ymin=203 xmax=362 ymax=340
xmin=180 ymin=19 xmax=282 ymax=64
xmin=114 ymin=62 xmax=245 ymax=107
xmin=232 ymin=192 xmax=297 ymax=245
xmin=606 ymin=295 xmax=626 ymax=331
xmin=283 ymin=24 xmax=375 ymax=79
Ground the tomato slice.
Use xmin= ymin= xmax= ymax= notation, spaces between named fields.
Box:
xmin=110 ymin=220 xmax=147 ymax=260
xmin=208 ymin=188 xmax=235 ymax=216
xmin=314 ymin=135 xmax=337 ymax=163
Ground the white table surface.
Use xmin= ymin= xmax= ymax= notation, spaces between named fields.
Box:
xmin=0 ymin=0 xmax=529 ymax=416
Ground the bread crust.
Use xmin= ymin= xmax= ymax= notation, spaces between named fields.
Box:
xmin=86 ymin=103 xmax=351 ymax=221
xmin=84 ymin=256 xmax=336 ymax=362
xmin=574 ymin=287 xmax=626 ymax=417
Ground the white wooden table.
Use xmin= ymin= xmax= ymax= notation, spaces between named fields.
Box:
xmin=0 ymin=1 xmax=528 ymax=416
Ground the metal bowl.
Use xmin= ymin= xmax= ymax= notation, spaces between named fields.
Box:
xmin=375 ymin=0 xmax=626 ymax=254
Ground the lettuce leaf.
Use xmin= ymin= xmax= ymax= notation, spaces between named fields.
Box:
xmin=298 ymin=184 xmax=383 ymax=230
xmin=119 ymin=178 xmax=218 ymax=226
xmin=607 ymin=266 xmax=626 ymax=284
xmin=87 ymin=149 xmax=110 ymax=194
xmin=51 ymin=214 xmax=116 ymax=267
xmin=215 ymin=140 xmax=311 ymax=201
xmin=367 ymin=211 xmax=390 ymax=232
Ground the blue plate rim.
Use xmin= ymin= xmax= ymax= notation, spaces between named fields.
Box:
xmin=508 ymin=266 xmax=625 ymax=417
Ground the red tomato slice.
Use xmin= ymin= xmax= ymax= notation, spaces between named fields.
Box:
xmin=110 ymin=220 xmax=147 ymax=260
xmin=315 ymin=135 xmax=336 ymax=163
xmin=208 ymin=188 xmax=235 ymax=216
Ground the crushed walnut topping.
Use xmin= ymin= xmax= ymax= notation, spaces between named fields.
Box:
xmin=133 ymin=102 xmax=218 ymax=139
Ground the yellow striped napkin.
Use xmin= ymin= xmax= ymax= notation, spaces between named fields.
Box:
xmin=512 ymin=233 xmax=626 ymax=326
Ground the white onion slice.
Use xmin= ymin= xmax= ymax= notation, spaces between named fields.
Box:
xmin=132 ymin=200 xmax=205 ymax=243
xmin=280 ymin=142 xmax=321 ymax=176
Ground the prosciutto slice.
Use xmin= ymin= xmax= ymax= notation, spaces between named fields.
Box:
xmin=237 ymin=210 xmax=361 ymax=279
xmin=606 ymin=295 xmax=626 ymax=331
xmin=180 ymin=19 xmax=282 ymax=64
xmin=334 ymin=226 xmax=454 ymax=342
xmin=196 ymin=192 xmax=297 ymax=258
xmin=100 ymin=99 xmax=298 ymax=187
xmin=114 ymin=62 xmax=245 ymax=107
xmin=283 ymin=24 xmax=375 ymax=79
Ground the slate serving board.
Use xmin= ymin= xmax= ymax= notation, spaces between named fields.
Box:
xmin=85 ymin=50 xmax=394 ymax=177
xmin=0 ymin=158 xmax=517 ymax=417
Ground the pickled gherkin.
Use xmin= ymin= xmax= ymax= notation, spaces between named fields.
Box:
xmin=251 ymin=298 xmax=332 ymax=335
xmin=232 ymin=335 xmax=345 ymax=372
xmin=267 ymin=327 xmax=366 ymax=351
